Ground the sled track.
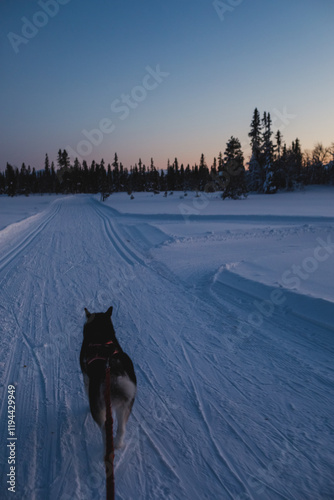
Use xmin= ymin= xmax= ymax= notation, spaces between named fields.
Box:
xmin=93 ymin=202 xmax=147 ymax=267
xmin=0 ymin=203 xmax=61 ymax=273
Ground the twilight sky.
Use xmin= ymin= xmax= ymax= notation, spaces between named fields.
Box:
xmin=1 ymin=0 xmax=333 ymax=171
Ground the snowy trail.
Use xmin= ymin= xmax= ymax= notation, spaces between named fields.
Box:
xmin=0 ymin=195 xmax=334 ymax=499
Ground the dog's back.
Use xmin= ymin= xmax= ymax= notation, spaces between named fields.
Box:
xmin=80 ymin=306 xmax=136 ymax=449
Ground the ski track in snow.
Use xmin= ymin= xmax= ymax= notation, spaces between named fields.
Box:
xmin=0 ymin=194 xmax=333 ymax=500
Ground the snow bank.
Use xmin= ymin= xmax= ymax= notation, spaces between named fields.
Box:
xmin=0 ymin=194 xmax=63 ymax=230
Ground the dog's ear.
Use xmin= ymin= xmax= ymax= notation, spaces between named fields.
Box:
xmin=106 ymin=306 xmax=113 ymax=317
xmin=84 ymin=308 xmax=92 ymax=319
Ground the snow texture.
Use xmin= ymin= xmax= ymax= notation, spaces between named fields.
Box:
xmin=0 ymin=187 xmax=334 ymax=499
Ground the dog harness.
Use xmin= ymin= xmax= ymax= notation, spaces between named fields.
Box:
xmin=86 ymin=340 xmax=119 ymax=365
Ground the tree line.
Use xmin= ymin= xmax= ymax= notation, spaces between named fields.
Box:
xmin=1 ymin=108 xmax=333 ymax=197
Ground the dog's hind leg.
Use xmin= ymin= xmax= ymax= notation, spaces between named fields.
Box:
xmin=114 ymin=401 xmax=133 ymax=449
xmin=88 ymin=379 xmax=105 ymax=428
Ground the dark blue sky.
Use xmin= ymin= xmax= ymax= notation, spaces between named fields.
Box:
xmin=1 ymin=0 xmax=333 ymax=171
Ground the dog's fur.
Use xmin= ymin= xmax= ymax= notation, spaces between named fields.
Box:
xmin=80 ymin=306 xmax=136 ymax=451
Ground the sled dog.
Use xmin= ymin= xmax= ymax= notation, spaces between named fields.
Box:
xmin=80 ymin=306 xmax=136 ymax=451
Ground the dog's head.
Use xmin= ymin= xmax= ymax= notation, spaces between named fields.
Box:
xmin=83 ymin=306 xmax=115 ymax=341
xmin=84 ymin=306 xmax=113 ymax=321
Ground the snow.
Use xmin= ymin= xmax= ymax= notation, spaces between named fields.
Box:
xmin=0 ymin=194 xmax=61 ymax=231
xmin=0 ymin=187 xmax=334 ymax=499
xmin=102 ymin=185 xmax=334 ymax=217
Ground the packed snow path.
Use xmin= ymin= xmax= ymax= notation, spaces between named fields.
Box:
xmin=0 ymin=195 xmax=333 ymax=499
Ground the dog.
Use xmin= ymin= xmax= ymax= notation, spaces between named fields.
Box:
xmin=80 ymin=306 xmax=136 ymax=453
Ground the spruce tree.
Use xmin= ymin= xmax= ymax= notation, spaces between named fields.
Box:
xmin=249 ymin=108 xmax=261 ymax=157
xmin=198 ymin=153 xmax=209 ymax=190
xmin=261 ymin=112 xmax=277 ymax=194
xmin=5 ymin=163 xmax=17 ymax=196
xmin=44 ymin=154 xmax=50 ymax=192
xmin=222 ymin=136 xmax=247 ymax=199
xmin=44 ymin=153 xmax=50 ymax=174
xmin=62 ymin=150 xmax=70 ymax=169
xmin=19 ymin=163 xmax=29 ymax=195
xmin=167 ymin=159 xmax=175 ymax=191
xmin=112 ymin=153 xmax=120 ymax=191
xmin=275 ymin=130 xmax=282 ymax=159
xmin=273 ymin=132 xmax=286 ymax=189
xmin=50 ymin=162 xmax=58 ymax=193
xmin=57 ymin=149 xmax=63 ymax=169
xmin=282 ymin=138 xmax=303 ymax=189
xmin=173 ymin=157 xmax=180 ymax=190
xmin=218 ymin=152 xmax=223 ymax=171
xmin=179 ymin=163 xmax=185 ymax=191
xmin=293 ymin=138 xmax=303 ymax=184
xmin=248 ymin=108 xmax=263 ymax=191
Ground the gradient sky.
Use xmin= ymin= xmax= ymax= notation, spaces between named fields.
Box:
xmin=1 ymin=0 xmax=333 ymax=172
